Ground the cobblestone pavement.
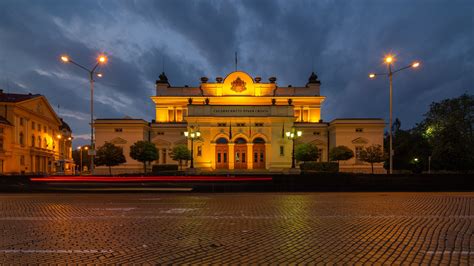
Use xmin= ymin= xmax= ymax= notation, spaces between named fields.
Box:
xmin=0 ymin=192 xmax=473 ymax=264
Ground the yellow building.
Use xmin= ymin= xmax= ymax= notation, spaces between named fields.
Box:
xmin=0 ymin=90 xmax=74 ymax=175
xmin=95 ymin=71 xmax=385 ymax=174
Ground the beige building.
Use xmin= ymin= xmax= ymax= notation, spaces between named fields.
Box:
xmin=0 ymin=90 xmax=74 ymax=175
xmin=95 ymin=71 xmax=385 ymax=174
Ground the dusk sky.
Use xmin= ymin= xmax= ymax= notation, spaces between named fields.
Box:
xmin=0 ymin=0 xmax=472 ymax=146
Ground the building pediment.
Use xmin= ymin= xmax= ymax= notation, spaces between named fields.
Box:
xmin=109 ymin=137 xmax=128 ymax=145
xmin=221 ymin=71 xmax=255 ymax=96
xmin=352 ymin=137 xmax=369 ymax=144
xmin=152 ymin=137 xmax=171 ymax=146
xmin=17 ymin=96 xmax=61 ymax=124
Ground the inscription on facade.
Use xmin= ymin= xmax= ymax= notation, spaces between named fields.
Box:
xmin=211 ymin=106 xmax=270 ymax=116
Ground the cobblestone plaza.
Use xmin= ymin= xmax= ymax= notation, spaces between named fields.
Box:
xmin=0 ymin=192 xmax=473 ymax=264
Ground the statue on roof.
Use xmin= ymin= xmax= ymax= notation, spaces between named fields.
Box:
xmin=156 ymin=72 xmax=169 ymax=84
xmin=308 ymin=72 xmax=321 ymax=84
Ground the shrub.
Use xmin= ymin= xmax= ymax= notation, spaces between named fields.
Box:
xmin=300 ymin=162 xmax=339 ymax=173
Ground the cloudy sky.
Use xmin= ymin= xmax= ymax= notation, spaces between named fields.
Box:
xmin=0 ymin=0 xmax=472 ymax=146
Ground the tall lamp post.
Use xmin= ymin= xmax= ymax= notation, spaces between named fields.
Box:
xmin=369 ymin=55 xmax=420 ymax=174
xmin=77 ymin=146 xmax=88 ymax=175
xmin=60 ymin=54 xmax=107 ymax=175
xmin=285 ymin=128 xmax=302 ymax=168
xmin=184 ymin=128 xmax=201 ymax=169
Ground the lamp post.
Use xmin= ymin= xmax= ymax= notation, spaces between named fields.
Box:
xmin=285 ymin=128 xmax=302 ymax=168
xmin=184 ymin=128 xmax=201 ymax=169
xmin=369 ymin=55 xmax=420 ymax=174
xmin=77 ymin=146 xmax=89 ymax=175
xmin=60 ymin=54 xmax=107 ymax=175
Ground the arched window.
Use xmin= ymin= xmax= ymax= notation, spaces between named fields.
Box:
xmin=253 ymin=137 xmax=265 ymax=144
xmin=234 ymin=138 xmax=247 ymax=144
xmin=216 ymin=137 xmax=228 ymax=144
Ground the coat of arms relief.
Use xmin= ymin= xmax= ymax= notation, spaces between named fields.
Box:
xmin=230 ymin=77 xmax=247 ymax=92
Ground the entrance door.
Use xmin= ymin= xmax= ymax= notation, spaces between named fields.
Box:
xmin=252 ymin=138 xmax=266 ymax=169
xmin=234 ymin=138 xmax=247 ymax=169
xmin=215 ymin=138 xmax=229 ymax=169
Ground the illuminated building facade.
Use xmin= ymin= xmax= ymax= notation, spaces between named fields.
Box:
xmin=0 ymin=90 xmax=74 ymax=175
xmin=95 ymin=71 xmax=385 ymax=174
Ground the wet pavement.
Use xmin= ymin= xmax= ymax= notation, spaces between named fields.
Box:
xmin=0 ymin=192 xmax=473 ymax=264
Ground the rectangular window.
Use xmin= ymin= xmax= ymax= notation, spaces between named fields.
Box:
xmin=254 ymin=123 xmax=264 ymax=127
xmin=43 ymin=125 xmax=47 ymax=132
xmin=242 ymin=152 xmax=246 ymax=163
xmin=114 ymin=128 xmax=123 ymax=132
xmin=37 ymin=123 xmax=41 ymax=131
xmin=236 ymin=123 xmax=245 ymax=127
xmin=156 ymin=132 xmax=164 ymax=135
xmin=260 ymin=152 xmax=264 ymax=162
xmin=0 ymin=137 xmax=3 ymax=150
xmin=280 ymin=146 xmax=284 ymax=156
xmin=197 ymin=146 xmax=202 ymax=156
xmin=254 ymin=152 xmax=258 ymax=163
xmin=31 ymin=121 xmax=35 ymax=130
xmin=223 ymin=153 xmax=227 ymax=163
xmin=217 ymin=123 xmax=227 ymax=127
xmin=356 ymin=128 xmax=364 ymax=133
xmin=217 ymin=153 xmax=221 ymax=163
xmin=20 ymin=117 xmax=24 ymax=126
xmin=313 ymin=131 xmax=320 ymax=135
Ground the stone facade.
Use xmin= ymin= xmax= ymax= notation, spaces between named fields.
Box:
xmin=0 ymin=90 xmax=73 ymax=175
xmin=94 ymin=71 xmax=385 ymax=174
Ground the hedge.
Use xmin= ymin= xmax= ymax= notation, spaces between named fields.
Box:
xmin=299 ymin=162 xmax=339 ymax=173
xmin=152 ymin=164 xmax=179 ymax=173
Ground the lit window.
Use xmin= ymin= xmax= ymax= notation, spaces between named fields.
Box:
xmin=197 ymin=146 xmax=202 ymax=156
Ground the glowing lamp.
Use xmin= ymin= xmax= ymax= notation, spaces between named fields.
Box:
xmin=98 ymin=55 xmax=107 ymax=64
xmin=412 ymin=62 xmax=420 ymax=68
xmin=60 ymin=55 xmax=69 ymax=62
xmin=369 ymin=73 xmax=376 ymax=79
xmin=297 ymin=131 xmax=302 ymax=137
xmin=385 ymin=56 xmax=393 ymax=63
xmin=285 ymin=132 xmax=291 ymax=137
xmin=184 ymin=132 xmax=189 ymax=137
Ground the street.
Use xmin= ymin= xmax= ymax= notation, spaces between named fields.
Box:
xmin=0 ymin=192 xmax=473 ymax=264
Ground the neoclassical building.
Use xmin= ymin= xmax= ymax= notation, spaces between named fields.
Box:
xmin=95 ymin=71 xmax=385 ymax=174
xmin=0 ymin=90 xmax=74 ymax=175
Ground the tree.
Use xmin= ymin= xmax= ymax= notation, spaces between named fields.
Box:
xmin=129 ymin=141 xmax=158 ymax=174
xmin=295 ymin=143 xmax=319 ymax=164
xmin=170 ymin=145 xmax=191 ymax=170
xmin=329 ymin=146 xmax=354 ymax=162
xmin=360 ymin=144 xmax=386 ymax=174
xmin=95 ymin=143 xmax=126 ymax=175
xmin=416 ymin=94 xmax=473 ymax=171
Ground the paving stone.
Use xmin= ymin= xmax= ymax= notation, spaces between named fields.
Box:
xmin=0 ymin=192 xmax=472 ymax=264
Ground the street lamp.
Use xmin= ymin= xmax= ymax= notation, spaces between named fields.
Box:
xmin=285 ymin=128 xmax=302 ymax=168
xmin=77 ymin=146 xmax=88 ymax=175
xmin=369 ymin=54 xmax=420 ymax=174
xmin=184 ymin=127 xmax=201 ymax=169
xmin=60 ymin=54 xmax=107 ymax=175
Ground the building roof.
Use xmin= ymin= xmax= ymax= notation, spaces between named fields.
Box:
xmin=59 ymin=118 xmax=72 ymax=132
xmin=0 ymin=115 xmax=12 ymax=126
xmin=0 ymin=90 xmax=41 ymax=103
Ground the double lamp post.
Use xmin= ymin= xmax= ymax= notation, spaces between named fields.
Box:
xmin=369 ymin=55 xmax=420 ymax=174
xmin=60 ymin=54 xmax=107 ymax=175
xmin=184 ymin=127 xmax=201 ymax=169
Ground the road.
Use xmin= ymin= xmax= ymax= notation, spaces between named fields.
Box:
xmin=0 ymin=192 xmax=473 ymax=264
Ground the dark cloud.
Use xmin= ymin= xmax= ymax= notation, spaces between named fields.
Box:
xmin=0 ymin=0 xmax=472 ymax=146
